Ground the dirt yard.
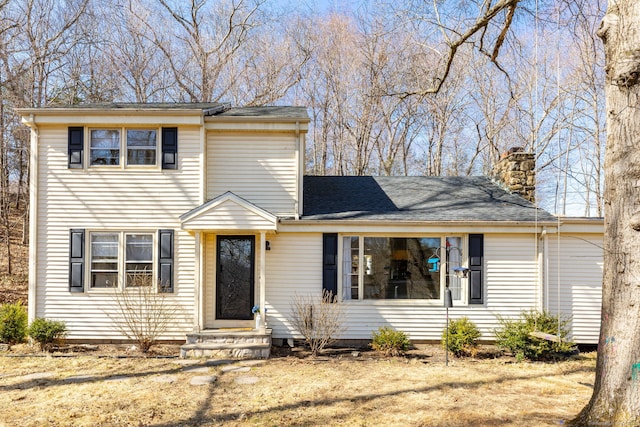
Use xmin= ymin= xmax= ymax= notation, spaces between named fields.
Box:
xmin=0 ymin=344 xmax=596 ymax=427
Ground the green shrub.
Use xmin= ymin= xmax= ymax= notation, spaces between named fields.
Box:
xmin=28 ymin=318 xmax=67 ymax=351
xmin=494 ymin=310 xmax=575 ymax=361
xmin=0 ymin=302 xmax=28 ymax=345
xmin=371 ymin=326 xmax=411 ymax=356
xmin=442 ymin=317 xmax=481 ymax=357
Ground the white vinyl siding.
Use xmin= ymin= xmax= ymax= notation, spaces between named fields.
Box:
xmin=547 ymin=234 xmax=603 ymax=343
xmin=33 ymin=124 xmax=200 ymax=340
xmin=265 ymin=233 xmax=540 ymax=341
xmin=264 ymin=233 xmax=323 ymax=338
xmin=207 ymin=132 xmax=297 ymax=216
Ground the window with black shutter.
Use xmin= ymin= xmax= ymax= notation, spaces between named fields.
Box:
xmin=158 ymin=229 xmax=174 ymax=292
xmin=161 ymin=127 xmax=178 ymax=170
xmin=322 ymin=233 xmax=338 ymax=299
xmin=68 ymin=127 xmax=84 ymax=169
xmin=468 ymin=234 xmax=484 ymax=304
xmin=69 ymin=229 xmax=85 ymax=292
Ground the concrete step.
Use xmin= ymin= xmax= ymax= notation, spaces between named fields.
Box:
xmin=181 ymin=329 xmax=272 ymax=359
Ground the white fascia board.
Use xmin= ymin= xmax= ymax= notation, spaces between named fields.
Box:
xmin=21 ymin=113 xmax=203 ymax=126
xmin=278 ymin=220 xmax=558 ymax=234
xmin=205 ymin=121 xmax=309 ymax=132
xmin=558 ymin=218 xmax=604 ymax=234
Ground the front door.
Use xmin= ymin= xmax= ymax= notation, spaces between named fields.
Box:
xmin=216 ymin=236 xmax=255 ymax=320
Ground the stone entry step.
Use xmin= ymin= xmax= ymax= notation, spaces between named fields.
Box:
xmin=181 ymin=329 xmax=272 ymax=359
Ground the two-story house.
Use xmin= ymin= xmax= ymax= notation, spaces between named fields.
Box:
xmin=19 ymin=103 xmax=603 ymax=357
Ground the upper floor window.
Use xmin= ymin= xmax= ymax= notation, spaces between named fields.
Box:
xmin=90 ymin=129 xmax=120 ymax=166
xmin=127 ymin=130 xmax=157 ymax=166
xmin=70 ymin=126 xmax=176 ymax=170
xmin=88 ymin=128 xmax=158 ymax=167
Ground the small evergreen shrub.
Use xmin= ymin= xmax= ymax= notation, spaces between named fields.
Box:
xmin=0 ymin=302 xmax=28 ymax=345
xmin=371 ymin=326 xmax=411 ymax=356
xmin=494 ymin=310 xmax=575 ymax=361
xmin=28 ymin=318 xmax=67 ymax=351
xmin=442 ymin=317 xmax=481 ymax=357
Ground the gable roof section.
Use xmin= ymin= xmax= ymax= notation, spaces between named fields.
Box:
xmin=180 ymin=192 xmax=278 ymax=231
xmin=302 ymin=176 xmax=556 ymax=223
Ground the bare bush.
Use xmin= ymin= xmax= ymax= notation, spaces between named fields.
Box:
xmin=107 ymin=275 xmax=180 ymax=353
xmin=290 ymin=290 xmax=346 ymax=356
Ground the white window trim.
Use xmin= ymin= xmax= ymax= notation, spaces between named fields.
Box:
xmin=87 ymin=230 xmax=156 ymax=292
xmin=337 ymin=234 xmax=469 ymax=306
xmin=87 ymin=127 xmax=160 ymax=170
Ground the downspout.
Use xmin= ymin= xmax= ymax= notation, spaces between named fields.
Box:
xmin=294 ymin=121 xmax=301 ymax=220
xmin=199 ymin=114 xmax=206 ymax=205
xmin=539 ymin=227 xmax=548 ymax=312
xmin=22 ymin=114 xmax=39 ymax=322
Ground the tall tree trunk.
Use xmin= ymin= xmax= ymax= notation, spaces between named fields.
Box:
xmin=574 ymin=1 xmax=640 ymax=424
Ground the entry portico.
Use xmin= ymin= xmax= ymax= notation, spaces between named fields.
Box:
xmin=180 ymin=191 xmax=277 ymax=331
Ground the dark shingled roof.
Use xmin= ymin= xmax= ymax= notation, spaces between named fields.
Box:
xmin=24 ymin=103 xmax=309 ymax=120
xmin=302 ymin=176 xmax=556 ymax=222
xmin=217 ymin=106 xmax=308 ymax=119
xmin=37 ymin=102 xmax=226 ymax=110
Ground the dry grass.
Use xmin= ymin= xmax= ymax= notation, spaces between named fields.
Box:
xmin=0 ymin=345 xmax=596 ymax=427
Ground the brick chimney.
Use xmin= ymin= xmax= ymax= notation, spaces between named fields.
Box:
xmin=491 ymin=147 xmax=536 ymax=203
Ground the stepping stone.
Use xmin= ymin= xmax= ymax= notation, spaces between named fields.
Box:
xmin=204 ymin=359 xmax=234 ymax=366
xmin=21 ymin=372 xmax=53 ymax=381
xmin=190 ymin=375 xmax=217 ymax=386
xmin=64 ymin=375 xmax=92 ymax=383
xmin=173 ymin=359 xmax=199 ymax=366
xmin=234 ymin=376 xmax=259 ymax=385
xmin=239 ymin=360 xmax=266 ymax=367
xmin=105 ymin=375 xmax=129 ymax=382
xmin=153 ymin=375 xmax=177 ymax=384
xmin=221 ymin=365 xmax=251 ymax=373
xmin=182 ymin=366 xmax=210 ymax=373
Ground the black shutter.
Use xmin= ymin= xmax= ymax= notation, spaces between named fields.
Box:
xmin=468 ymin=234 xmax=484 ymax=304
xmin=158 ymin=229 xmax=174 ymax=292
xmin=161 ymin=127 xmax=178 ymax=170
xmin=69 ymin=229 xmax=85 ymax=292
xmin=322 ymin=233 xmax=338 ymax=299
xmin=68 ymin=127 xmax=84 ymax=168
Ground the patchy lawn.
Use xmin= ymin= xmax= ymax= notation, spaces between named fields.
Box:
xmin=0 ymin=344 xmax=595 ymax=426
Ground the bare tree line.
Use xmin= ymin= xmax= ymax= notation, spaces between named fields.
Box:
xmin=0 ymin=0 xmax=605 ymax=273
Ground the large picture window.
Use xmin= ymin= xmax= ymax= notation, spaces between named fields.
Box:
xmin=343 ymin=236 xmax=466 ymax=302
